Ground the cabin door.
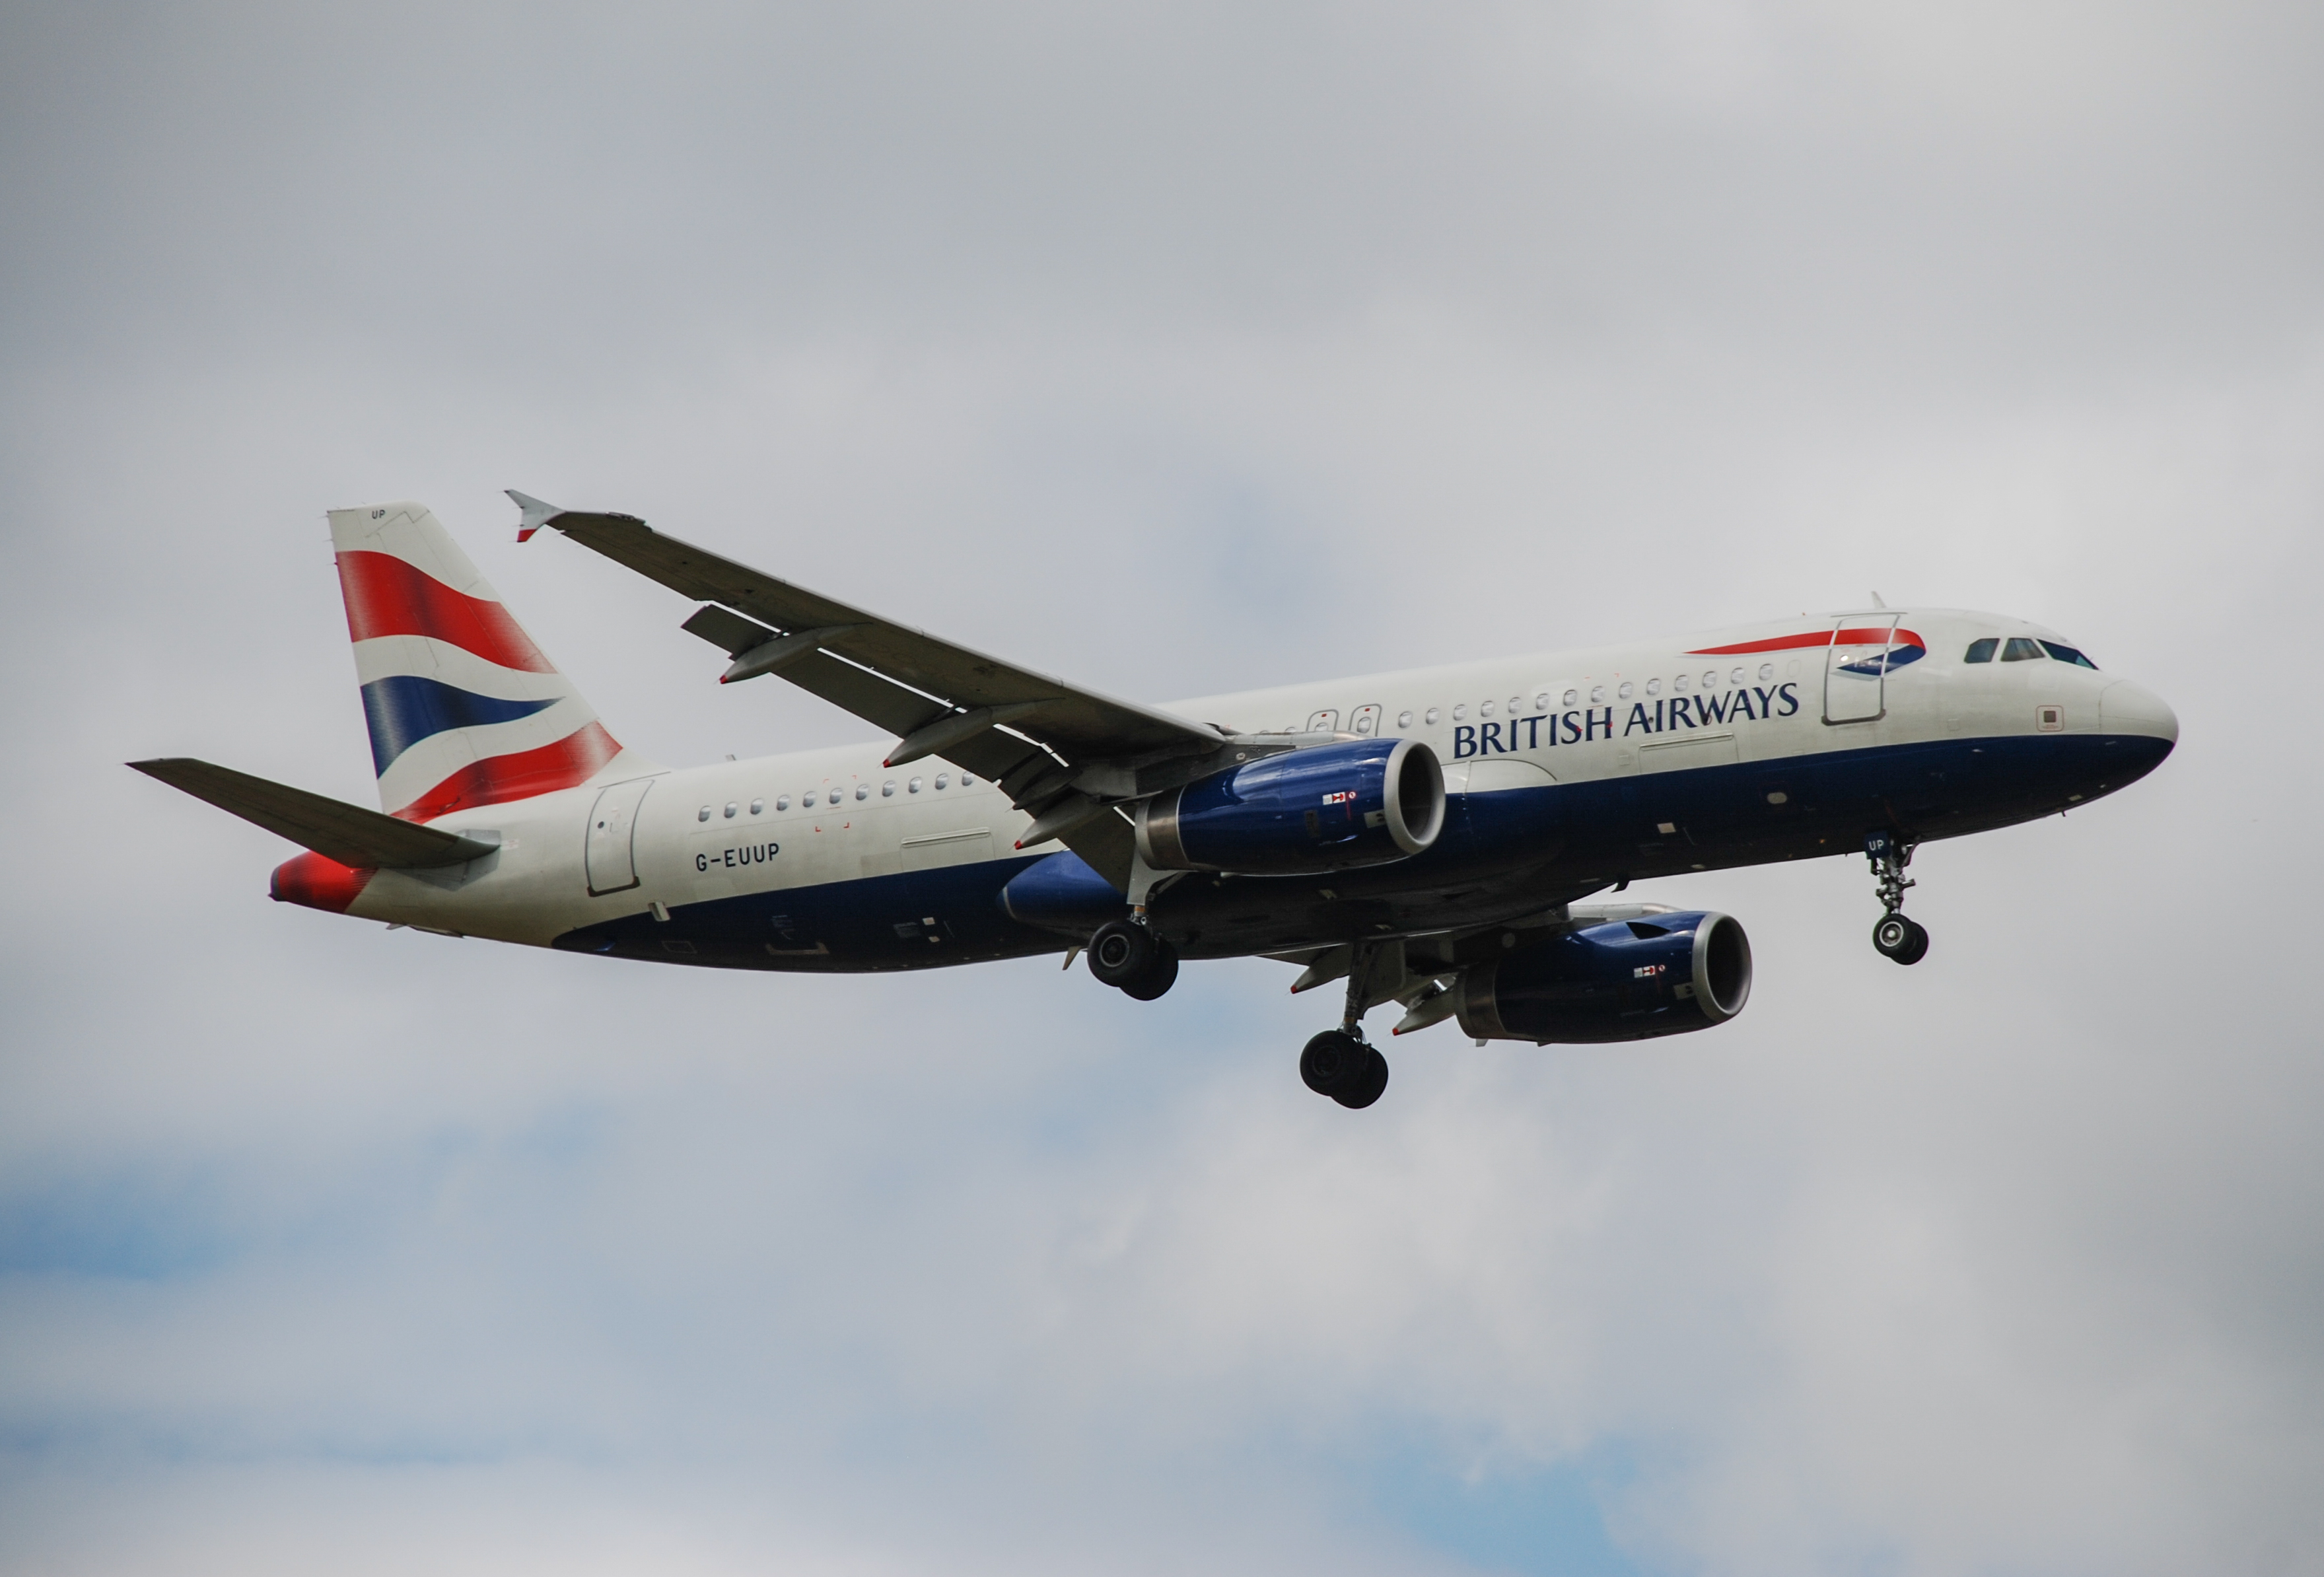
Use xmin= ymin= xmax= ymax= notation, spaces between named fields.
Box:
xmin=584 ymin=777 xmax=656 ymax=895
xmin=1822 ymin=615 xmax=1901 ymax=725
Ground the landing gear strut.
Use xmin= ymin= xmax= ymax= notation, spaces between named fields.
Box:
xmin=1865 ymin=831 xmax=1929 ymax=966
xmin=1300 ymin=945 xmax=1390 ymax=1108
xmin=1087 ymin=918 xmax=1178 ymax=999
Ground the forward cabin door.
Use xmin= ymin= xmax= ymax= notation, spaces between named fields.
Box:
xmin=585 ymin=777 xmax=655 ymax=894
xmin=1822 ymin=615 xmax=1901 ymax=725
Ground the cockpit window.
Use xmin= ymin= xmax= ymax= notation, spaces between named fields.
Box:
xmin=2000 ymin=637 xmax=2045 ymax=662
xmin=2040 ymin=640 xmax=2098 ymax=669
xmin=1963 ymin=637 xmax=1998 ymax=663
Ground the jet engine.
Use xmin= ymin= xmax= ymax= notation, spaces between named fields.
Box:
xmin=1457 ymin=911 xmax=1751 ymax=1043
xmin=1135 ymin=737 xmax=1444 ymax=875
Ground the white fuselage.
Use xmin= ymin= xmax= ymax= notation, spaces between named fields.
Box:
xmin=328 ymin=607 xmax=2175 ymax=954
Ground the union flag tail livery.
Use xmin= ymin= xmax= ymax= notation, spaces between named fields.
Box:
xmin=329 ymin=503 xmax=638 ymax=822
xmin=138 ymin=493 xmax=2179 ymax=1111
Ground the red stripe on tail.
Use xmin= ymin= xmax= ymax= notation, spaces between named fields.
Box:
xmin=336 ymin=550 xmax=557 ymax=673
xmin=388 ymin=720 xmax=623 ymax=823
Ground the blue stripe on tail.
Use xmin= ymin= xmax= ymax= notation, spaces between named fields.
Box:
xmin=359 ymin=676 xmax=560 ymax=774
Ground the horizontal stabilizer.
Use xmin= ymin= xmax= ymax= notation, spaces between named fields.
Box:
xmin=128 ymin=758 xmax=498 ymax=869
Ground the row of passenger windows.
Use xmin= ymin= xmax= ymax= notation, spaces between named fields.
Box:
xmin=1964 ymin=637 xmax=2097 ymax=668
xmin=698 ymin=771 xmax=980 ymax=822
xmin=1314 ymin=664 xmax=1790 ymax=736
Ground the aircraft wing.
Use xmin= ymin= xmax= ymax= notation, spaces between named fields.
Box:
xmin=512 ymin=493 xmax=1233 ymax=888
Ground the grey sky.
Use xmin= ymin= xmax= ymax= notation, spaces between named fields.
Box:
xmin=3 ymin=3 xmax=2321 ymax=1573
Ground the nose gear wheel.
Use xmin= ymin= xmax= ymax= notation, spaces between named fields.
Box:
xmin=1864 ymin=831 xmax=1928 ymax=966
xmin=1872 ymin=913 xmax=1929 ymax=965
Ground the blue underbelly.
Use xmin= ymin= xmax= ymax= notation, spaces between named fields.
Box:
xmin=554 ymin=732 xmax=2171 ymax=969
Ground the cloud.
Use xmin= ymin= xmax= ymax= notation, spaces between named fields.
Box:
xmin=3 ymin=3 xmax=2321 ymax=1573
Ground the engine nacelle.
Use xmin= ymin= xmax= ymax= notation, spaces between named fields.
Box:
xmin=1135 ymin=737 xmax=1444 ymax=875
xmin=1457 ymin=911 xmax=1752 ymax=1043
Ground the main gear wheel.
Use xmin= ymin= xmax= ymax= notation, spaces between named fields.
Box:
xmin=1300 ymin=1030 xmax=1390 ymax=1109
xmin=1086 ymin=919 xmax=1180 ymax=999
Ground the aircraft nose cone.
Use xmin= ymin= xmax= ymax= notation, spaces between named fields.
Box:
xmin=2101 ymin=679 xmax=2178 ymax=746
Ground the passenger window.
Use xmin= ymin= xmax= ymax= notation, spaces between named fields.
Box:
xmin=2040 ymin=640 xmax=2099 ymax=669
xmin=2001 ymin=637 xmax=2044 ymax=662
xmin=1963 ymin=638 xmax=1997 ymax=663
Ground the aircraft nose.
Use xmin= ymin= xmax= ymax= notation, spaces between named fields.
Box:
xmin=2100 ymin=679 xmax=2178 ymax=746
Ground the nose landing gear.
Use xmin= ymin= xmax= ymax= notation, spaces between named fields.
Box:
xmin=1865 ymin=831 xmax=1929 ymax=965
xmin=1298 ymin=944 xmax=1391 ymax=1108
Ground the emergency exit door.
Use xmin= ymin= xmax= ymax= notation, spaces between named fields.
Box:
xmin=584 ymin=777 xmax=656 ymax=895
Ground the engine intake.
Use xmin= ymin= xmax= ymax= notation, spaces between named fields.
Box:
xmin=1136 ymin=737 xmax=1444 ymax=875
xmin=1458 ymin=910 xmax=1751 ymax=1043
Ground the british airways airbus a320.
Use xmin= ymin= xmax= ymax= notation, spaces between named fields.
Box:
xmin=135 ymin=495 xmax=2177 ymax=1108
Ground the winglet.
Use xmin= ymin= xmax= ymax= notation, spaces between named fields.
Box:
xmin=507 ymin=489 xmax=565 ymax=543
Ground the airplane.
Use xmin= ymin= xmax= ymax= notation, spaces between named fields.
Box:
xmin=133 ymin=495 xmax=2179 ymax=1109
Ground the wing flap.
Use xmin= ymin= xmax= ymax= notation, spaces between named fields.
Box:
xmin=129 ymin=758 xmax=498 ymax=868
xmin=679 ymin=602 xmax=779 ymax=658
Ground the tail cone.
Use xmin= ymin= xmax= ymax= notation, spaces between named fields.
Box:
xmin=271 ymin=851 xmax=374 ymax=913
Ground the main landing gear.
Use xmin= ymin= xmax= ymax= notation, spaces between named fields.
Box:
xmin=1086 ymin=918 xmax=1178 ymax=1000
xmin=1865 ymin=831 xmax=1929 ymax=966
xmin=1084 ymin=918 xmax=1388 ymax=1108
xmin=1299 ymin=946 xmax=1390 ymax=1109
xmin=1301 ymin=1030 xmax=1388 ymax=1109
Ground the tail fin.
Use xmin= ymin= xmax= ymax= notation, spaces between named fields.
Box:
xmin=329 ymin=501 xmax=639 ymax=822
